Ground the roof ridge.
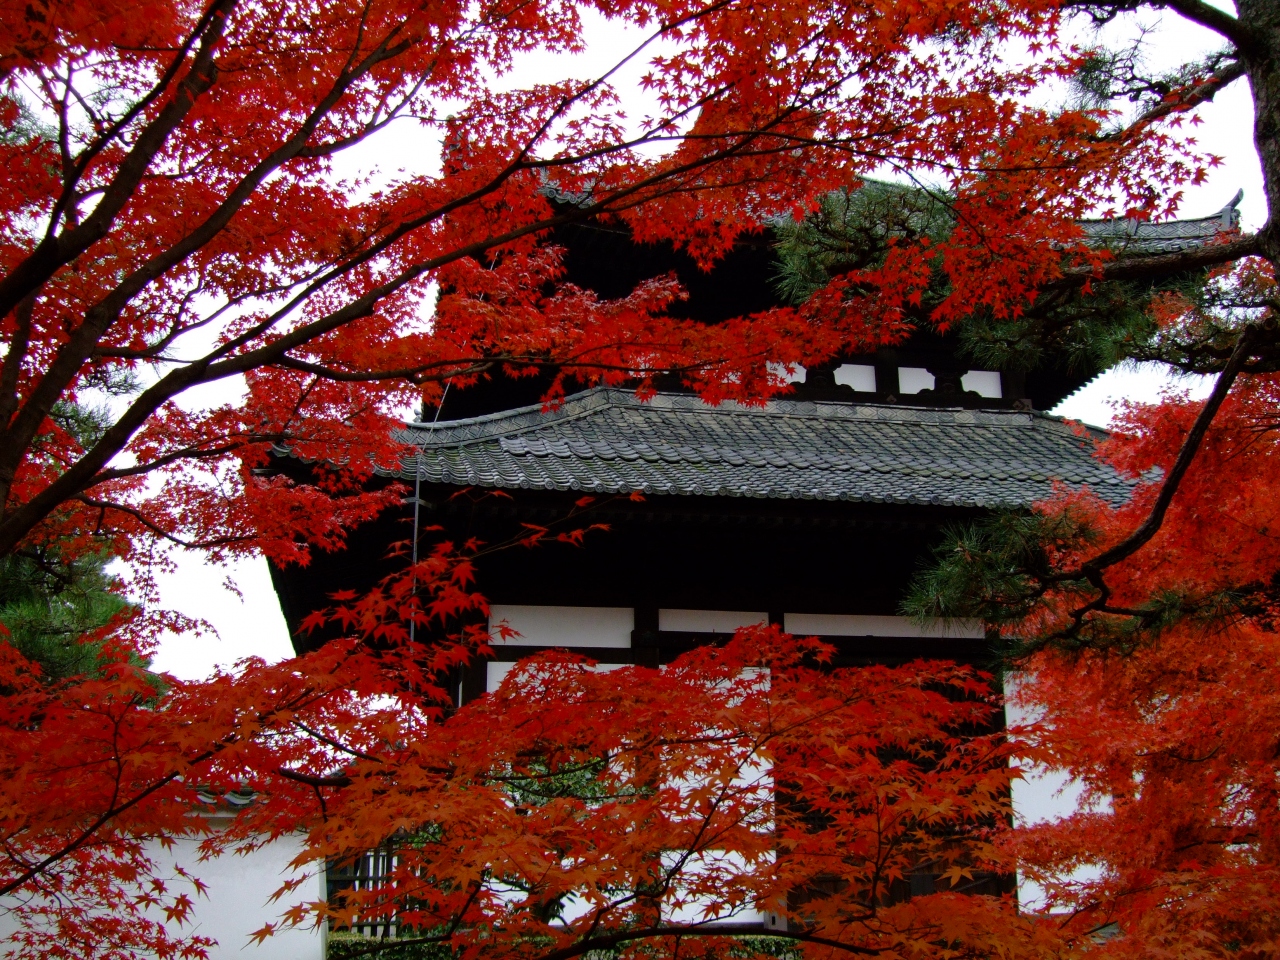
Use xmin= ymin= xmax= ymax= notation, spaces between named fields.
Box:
xmin=399 ymin=388 xmax=1047 ymax=452
xmin=379 ymin=388 xmax=1128 ymax=508
xmin=652 ymin=392 xmax=1032 ymax=427
xmin=399 ymin=387 xmax=622 ymax=447
xmin=1078 ymin=190 xmax=1243 ymax=243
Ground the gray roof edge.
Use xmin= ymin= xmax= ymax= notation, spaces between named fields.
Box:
xmin=1029 ymin=408 xmax=1110 ymax=442
xmin=395 ymin=387 xmax=1049 ymax=451
xmin=1079 ymin=189 xmax=1244 ymax=242
xmin=405 ymin=390 xmax=599 ymax=430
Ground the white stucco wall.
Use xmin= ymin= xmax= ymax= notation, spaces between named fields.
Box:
xmin=0 ymin=832 xmax=324 ymax=960
xmin=1004 ymin=674 xmax=1102 ymax=910
xmin=659 ymin=609 xmax=766 ymax=632
xmin=489 ymin=605 xmax=633 ymax=647
xmin=783 ymin=612 xmax=984 ymax=638
xmin=484 ymin=606 xmax=1085 ymax=914
xmin=154 ymin=833 xmax=324 ymax=960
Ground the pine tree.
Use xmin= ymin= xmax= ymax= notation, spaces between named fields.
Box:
xmin=0 ymin=547 xmax=133 ymax=683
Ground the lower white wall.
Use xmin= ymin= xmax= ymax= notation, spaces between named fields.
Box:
xmin=489 ymin=605 xmax=633 ymax=647
xmin=784 ymin=613 xmax=984 ymax=638
xmin=0 ymin=832 xmax=324 ymax=960
xmin=156 ymin=833 xmax=324 ymax=960
xmin=1004 ymin=674 xmax=1103 ymax=911
xmin=487 ymin=659 xmax=627 ymax=692
xmin=659 ymin=609 xmax=766 ymax=633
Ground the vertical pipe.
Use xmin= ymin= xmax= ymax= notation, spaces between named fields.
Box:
xmin=409 ymin=382 xmax=449 ymax=646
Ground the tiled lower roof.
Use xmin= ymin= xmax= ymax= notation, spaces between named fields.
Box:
xmin=390 ymin=389 xmax=1129 ymax=509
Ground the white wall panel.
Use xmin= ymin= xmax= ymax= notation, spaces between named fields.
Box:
xmin=961 ymin=369 xmax=1003 ymax=398
xmin=784 ymin=613 xmax=984 ymax=638
xmin=0 ymin=834 xmax=323 ymax=960
xmin=897 ymin=367 xmax=935 ymax=394
xmin=488 ymin=605 xmax=633 ymax=648
xmin=486 ymin=661 xmax=516 ymax=691
xmin=833 ymin=363 xmax=876 ymax=392
xmin=659 ymin=610 xmax=767 ymax=633
xmin=766 ymin=361 xmax=806 ymax=384
xmin=486 ymin=660 xmax=629 ymax=694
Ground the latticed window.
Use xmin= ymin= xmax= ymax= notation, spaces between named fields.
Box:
xmin=327 ymin=845 xmax=400 ymax=939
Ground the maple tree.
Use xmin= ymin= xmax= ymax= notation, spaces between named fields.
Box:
xmin=893 ymin=11 xmax=1280 ymax=958
xmin=1 ymin=0 xmax=1278 ymax=955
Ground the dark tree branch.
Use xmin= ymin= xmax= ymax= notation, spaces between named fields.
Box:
xmin=0 ymin=21 xmax=418 ymax=479
xmin=74 ymin=496 xmax=254 ymax=550
xmin=0 ymin=294 xmax=35 ymax=432
xmin=1156 ymin=0 xmax=1260 ymax=55
xmin=1100 ymin=58 xmax=1248 ymax=143
xmin=328 ymin=922 xmax=885 ymax=960
xmin=45 ymin=0 xmax=234 ymax=237
xmin=294 ymin=722 xmax=384 ymax=764
xmin=1074 ymin=325 xmax=1255 ymax=577
xmin=274 ymin=767 xmax=354 ymax=789
xmin=535 ymin=923 xmax=887 ymax=960
xmin=0 ymin=0 xmax=237 ymax=321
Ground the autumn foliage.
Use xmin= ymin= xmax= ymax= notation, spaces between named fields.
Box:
xmin=999 ymin=370 xmax=1280 ymax=955
xmin=912 ymin=255 xmax=1280 ymax=953
xmin=2 ymin=0 xmax=1279 ymax=953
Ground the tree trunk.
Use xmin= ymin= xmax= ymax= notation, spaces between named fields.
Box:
xmin=1239 ymin=0 xmax=1280 ymax=263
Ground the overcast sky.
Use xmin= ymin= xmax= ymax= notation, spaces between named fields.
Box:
xmin=147 ymin=5 xmax=1264 ymax=681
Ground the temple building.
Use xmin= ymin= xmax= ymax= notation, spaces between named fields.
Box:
xmin=272 ymin=194 xmax=1243 ymax=690
xmin=264 ymin=192 xmax=1240 ymax=931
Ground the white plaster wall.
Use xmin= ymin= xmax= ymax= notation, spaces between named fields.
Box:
xmin=1004 ymin=674 xmax=1103 ymax=911
xmin=488 ymin=605 xmax=633 ymax=647
xmin=961 ymin=370 xmax=1002 ymax=398
xmin=0 ymin=833 xmax=323 ymax=960
xmin=659 ymin=610 xmax=766 ymax=633
xmin=897 ymin=367 xmax=935 ymax=394
xmin=783 ymin=613 xmax=984 ymax=638
xmin=660 ymin=850 xmax=767 ymax=926
xmin=154 ymin=833 xmax=324 ymax=960
xmin=766 ymin=362 xmax=806 ymax=384
xmin=486 ymin=660 xmax=628 ymax=693
xmin=833 ymin=364 xmax=876 ymax=392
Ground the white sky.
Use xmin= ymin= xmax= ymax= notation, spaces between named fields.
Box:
xmin=147 ymin=5 xmax=1264 ymax=680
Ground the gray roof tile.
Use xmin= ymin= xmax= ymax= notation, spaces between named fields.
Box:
xmin=387 ymin=388 xmax=1129 ymax=509
xmin=1079 ymin=190 xmax=1242 ymax=256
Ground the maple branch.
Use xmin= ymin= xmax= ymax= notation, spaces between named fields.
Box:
xmin=0 ymin=294 xmax=34 ymax=430
xmin=273 ymin=352 xmax=729 ymax=384
xmin=0 ymin=662 xmax=360 ymax=901
xmin=90 ymin=438 xmax=271 ymax=484
xmin=274 ymin=767 xmax=354 ymax=788
xmin=1098 ymin=57 xmax=1248 ymax=143
xmin=294 ymin=721 xmax=385 ymax=764
xmin=0 ymin=765 xmax=191 ymax=900
xmin=1075 ymin=325 xmax=1255 ymax=577
xmin=333 ymin=923 xmax=885 ymax=960
xmin=537 ymin=923 xmax=886 ymax=960
xmin=43 ymin=0 xmax=231 ymax=238
xmin=73 ymin=496 xmax=254 ymax=550
xmin=274 ymin=355 xmax=495 ymax=384
xmin=0 ymin=32 xmax=425 ymax=473
xmin=0 ymin=0 xmax=237 ymax=321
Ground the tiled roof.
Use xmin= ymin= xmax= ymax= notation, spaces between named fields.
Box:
xmin=389 ymin=389 xmax=1129 ymax=509
xmin=1079 ymin=190 xmax=1242 ymax=256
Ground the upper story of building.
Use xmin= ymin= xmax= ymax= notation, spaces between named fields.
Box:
xmin=267 ymin=192 xmax=1241 ymax=658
